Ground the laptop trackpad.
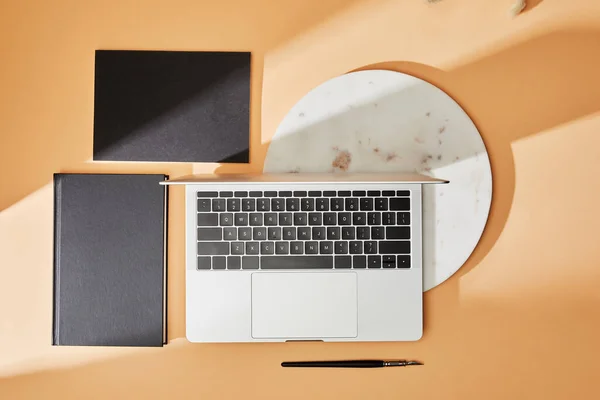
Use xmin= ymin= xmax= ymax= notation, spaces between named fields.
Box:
xmin=251 ymin=272 xmax=357 ymax=339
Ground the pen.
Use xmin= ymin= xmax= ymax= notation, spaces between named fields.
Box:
xmin=281 ymin=360 xmax=423 ymax=368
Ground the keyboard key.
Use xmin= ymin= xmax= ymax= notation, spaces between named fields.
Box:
xmin=294 ymin=212 xmax=308 ymax=225
xmin=375 ymin=198 xmax=388 ymax=211
xmin=298 ymin=227 xmax=311 ymax=240
xmin=257 ymin=199 xmax=270 ymax=211
xmin=342 ymin=227 xmax=355 ymax=240
xmin=234 ymin=191 xmax=248 ymax=197
xmin=290 ymin=241 xmax=303 ymax=254
xmin=198 ymin=213 xmax=218 ymax=226
xmin=253 ymin=227 xmax=267 ymax=240
xmin=268 ymin=227 xmax=282 ymax=240
xmin=197 ymin=191 xmax=218 ymax=198
xmin=249 ymin=191 xmax=262 ymax=197
xmin=316 ymin=198 xmax=329 ymax=211
xmin=301 ymin=198 xmax=315 ymax=211
xmin=279 ymin=191 xmax=292 ymax=197
xmin=386 ymin=227 xmax=410 ymax=239
xmin=276 ymin=242 xmax=289 ymax=255
xmin=338 ymin=191 xmax=351 ymax=197
xmin=220 ymin=213 xmax=234 ymax=226
xmin=390 ymin=198 xmax=410 ymax=211
xmin=242 ymin=256 xmax=259 ymax=269
xmin=371 ymin=227 xmax=384 ymax=239
xmin=397 ymin=255 xmax=411 ymax=268
xmin=197 ymin=242 xmax=229 ymax=255
xmin=383 ymin=255 xmax=396 ymax=268
xmin=279 ymin=213 xmax=293 ymax=226
xmin=350 ymin=241 xmax=363 ymax=254
xmin=331 ymin=198 xmax=344 ymax=211
xmin=368 ymin=255 xmax=382 ymax=268
xmin=338 ymin=213 xmax=352 ymax=225
xmin=397 ymin=190 xmax=410 ymax=197
xmin=335 ymin=256 xmax=352 ymax=268
xmin=223 ymin=227 xmax=237 ymax=240
xmin=286 ymin=198 xmax=300 ymax=211
xmin=320 ymin=241 xmax=334 ymax=254
xmin=345 ymin=198 xmax=359 ymax=211
xmin=308 ymin=213 xmax=322 ymax=225
xmin=213 ymin=256 xmax=226 ymax=270
xmin=357 ymin=227 xmax=370 ymax=240
xmin=241 ymin=198 xmax=255 ymax=211
xmin=379 ymin=241 xmax=411 ymax=254
xmin=368 ymin=212 xmax=381 ymax=225
xmin=250 ymin=213 xmax=263 ymax=226
xmin=272 ymin=198 xmax=285 ymax=211
xmin=261 ymin=241 xmax=275 ymax=255
xmin=197 ymin=228 xmax=222 ymax=241
xmin=261 ymin=256 xmax=333 ymax=269
xmin=220 ymin=191 xmax=233 ymax=198
xmin=238 ymin=227 xmax=252 ymax=240
xmin=197 ymin=256 xmax=211 ymax=270
xmin=235 ymin=213 xmax=248 ymax=226
xmin=283 ymin=227 xmax=296 ymax=240
xmin=382 ymin=212 xmax=395 ymax=225
xmin=382 ymin=190 xmax=395 ymax=196
xmin=364 ymin=241 xmax=377 ymax=254
xmin=353 ymin=255 xmax=366 ymax=268
xmin=353 ymin=212 xmax=367 ymax=225
xmin=312 ymin=226 xmax=325 ymax=240
xmin=323 ymin=190 xmax=336 ymax=197
xmin=264 ymin=191 xmax=278 ymax=197
xmin=265 ymin=213 xmax=278 ymax=226
xmin=231 ymin=242 xmax=244 ymax=255
xmin=197 ymin=199 xmax=211 ymax=212
xmin=246 ymin=242 xmax=259 ymax=255
xmin=327 ymin=227 xmax=340 ymax=240
xmin=309 ymin=191 xmax=322 ymax=197
xmin=305 ymin=241 xmax=318 ymax=254
xmin=360 ymin=198 xmax=373 ymax=211
xmin=324 ymin=213 xmax=337 ymax=225
xmin=352 ymin=190 xmax=366 ymax=196
xmin=335 ymin=241 xmax=348 ymax=254
xmin=294 ymin=191 xmax=307 ymax=197
xmin=212 ymin=198 xmax=226 ymax=211
xmin=397 ymin=212 xmax=410 ymax=225
xmin=228 ymin=256 xmax=241 ymax=270
xmin=367 ymin=190 xmax=380 ymax=196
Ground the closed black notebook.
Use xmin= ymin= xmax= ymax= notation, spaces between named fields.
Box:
xmin=53 ymin=174 xmax=168 ymax=347
xmin=93 ymin=50 xmax=251 ymax=163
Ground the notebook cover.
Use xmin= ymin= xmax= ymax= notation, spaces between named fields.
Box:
xmin=93 ymin=50 xmax=250 ymax=163
xmin=53 ymin=174 xmax=168 ymax=347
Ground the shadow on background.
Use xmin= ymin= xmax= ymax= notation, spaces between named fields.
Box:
xmin=523 ymin=0 xmax=545 ymax=13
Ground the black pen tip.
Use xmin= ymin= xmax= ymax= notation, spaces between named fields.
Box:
xmin=407 ymin=361 xmax=424 ymax=366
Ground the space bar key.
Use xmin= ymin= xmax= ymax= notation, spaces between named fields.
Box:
xmin=261 ymin=256 xmax=334 ymax=269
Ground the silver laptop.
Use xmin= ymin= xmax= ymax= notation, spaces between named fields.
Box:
xmin=163 ymin=173 xmax=447 ymax=342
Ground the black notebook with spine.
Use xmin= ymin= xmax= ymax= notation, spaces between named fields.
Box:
xmin=53 ymin=173 xmax=168 ymax=347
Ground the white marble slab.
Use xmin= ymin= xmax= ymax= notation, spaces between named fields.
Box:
xmin=263 ymin=70 xmax=492 ymax=291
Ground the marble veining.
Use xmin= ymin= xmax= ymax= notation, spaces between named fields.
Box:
xmin=264 ymin=70 xmax=492 ymax=291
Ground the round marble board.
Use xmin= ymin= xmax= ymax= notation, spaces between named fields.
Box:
xmin=263 ymin=69 xmax=492 ymax=291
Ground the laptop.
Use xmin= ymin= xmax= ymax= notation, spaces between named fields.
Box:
xmin=162 ymin=173 xmax=448 ymax=342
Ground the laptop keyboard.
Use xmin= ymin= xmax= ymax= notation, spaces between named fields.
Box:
xmin=196 ymin=190 xmax=412 ymax=270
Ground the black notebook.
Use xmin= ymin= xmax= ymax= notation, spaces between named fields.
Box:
xmin=93 ymin=50 xmax=251 ymax=163
xmin=53 ymin=174 xmax=168 ymax=347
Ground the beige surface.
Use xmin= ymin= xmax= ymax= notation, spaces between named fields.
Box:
xmin=2 ymin=0 xmax=600 ymax=398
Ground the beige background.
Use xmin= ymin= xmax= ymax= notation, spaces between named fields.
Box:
xmin=2 ymin=0 xmax=600 ymax=398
